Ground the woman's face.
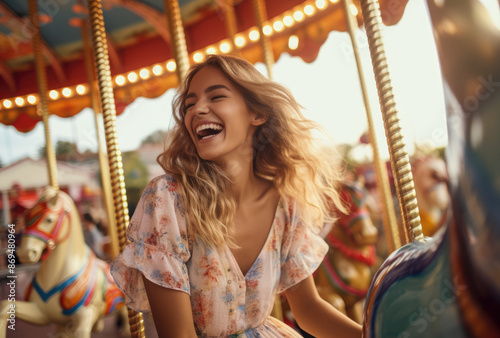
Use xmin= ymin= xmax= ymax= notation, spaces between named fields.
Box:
xmin=183 ymin=66 xmax=264 ymax=163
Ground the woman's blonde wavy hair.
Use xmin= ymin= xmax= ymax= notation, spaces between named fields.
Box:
xmin=158 ymin=54 xmax=345 ymax=248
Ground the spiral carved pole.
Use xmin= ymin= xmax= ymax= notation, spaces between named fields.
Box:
xmin=221 ymin=0 xmax=239 ymax=55
xmin=359 ymin=0 xmax=424 ymax=244
xmin=343 ymin=0 xmax=399 ymax=252
xmin=164 ymin=0 xmax=190 ymax=81
xmin=252 ymin=0 xmax=274 ymax=80
xmin=81 ymin=20 xmax=120 ymax=259
xmin=28 ymin=0 xmax=59 ymax=191
xmin=86 ymin=1 xmax=145 ymax=337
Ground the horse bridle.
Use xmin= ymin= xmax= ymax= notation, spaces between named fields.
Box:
xmin=25 ymin=201 xmax=70 ymax=261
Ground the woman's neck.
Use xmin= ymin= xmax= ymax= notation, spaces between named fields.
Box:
xmin=222 ymin=157 xmax=269 ymax=204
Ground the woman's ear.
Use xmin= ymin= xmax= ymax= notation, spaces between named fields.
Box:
xmin=251 ymin=113 xmax=267 ymax=126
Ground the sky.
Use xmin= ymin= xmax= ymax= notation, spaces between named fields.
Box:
xmin=1 ymin=0 xmax=499 ymax=166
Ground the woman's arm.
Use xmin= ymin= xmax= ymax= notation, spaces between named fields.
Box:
xmin=142 ymin=275 xmax=198 ymax=338
xmin=284 ymin=275 xmax=362 ymax=338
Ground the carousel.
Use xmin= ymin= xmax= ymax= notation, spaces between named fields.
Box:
xmin=0 ymin=0 xmax=498 ymax=337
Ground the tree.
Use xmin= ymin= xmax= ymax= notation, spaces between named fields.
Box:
xmin=122 ymin=151 xmax=149 ymax=214
xmin=38 ymin=140 xmax=78 ymax=158
xmin=140 ymin=130 xmax=167 ymax=145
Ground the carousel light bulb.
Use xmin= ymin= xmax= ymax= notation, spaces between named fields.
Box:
xmin=316 ymin=0 xmax=327 ymax=9
xmin=283 ymin=15 xmax=294 ymax=27
xmin=27 ymin=95 xmax=37 ymax=104
xmin=166 ymin=61 xmax=176 ymax=72
xmin=115 ymin=75 xmax=126 ymax=86
xmin=249 ymin=29 xmax=260 ymax=41
xmin=49 ymin=90 xmax=59 ymax=100
xmin=330 ymin=0 xmax=339 ymax=3
xmin=193 ymin=52 xmax=204 ymax=63
xmin=304 ymin=5 xmax=315 ymax=16
xmin=15 ymin=97 xmax=24 ymax=106
xmin=62 ymin=87 xmax=72 ymax=98
xmin=235 ymin=36 xmax=246 ymax=47
xmin=219 ymin=42 xmax=231 ymax=53
xmin=350 ymin=4 xmax=358 ymax=16
xmin=76 ymin=85 xmax=86 ymax=95
xmin=288 ymin=35 xmax=299 ymax=50
xmin=293 ymin=10 xmax=305 ymax=22
xmin=3 ymin=99 xmax=12 ymax=109
xmin=127 ymin=72 xmax=138 ymax=83
xmin=139 ymin=68 xmax=150 ymax=80
xmin=273 ymin=20 xmax=284 ymax=32
xmin=152 ymin=65 xmax=163 ymax=76
xmin=263 ymin=25 xmax=273 ymax=36
xmin=206 ymin=47 xmax=217 ymax=55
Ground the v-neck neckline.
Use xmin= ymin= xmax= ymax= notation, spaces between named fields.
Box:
xmin=227 ymin=197 xmax=281 ymax=279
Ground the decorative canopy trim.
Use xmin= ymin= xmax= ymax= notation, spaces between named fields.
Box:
xmin=0 ymin=0 xmax=408 ymax=133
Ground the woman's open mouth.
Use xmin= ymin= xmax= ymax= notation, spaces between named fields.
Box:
xmin=195 ymin=123 xmax=224 ymax=141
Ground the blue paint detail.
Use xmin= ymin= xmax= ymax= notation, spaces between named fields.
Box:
xmin=62 ymin=293 xmax=87 ymax=316
xmin=109 ymin=296 xmax=125 ymax=313
xmin=32 ymin=263 xmax=86 ymax=302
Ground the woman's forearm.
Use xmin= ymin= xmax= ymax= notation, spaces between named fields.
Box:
xmin=292 ymin=296 xmax=361 ymax=338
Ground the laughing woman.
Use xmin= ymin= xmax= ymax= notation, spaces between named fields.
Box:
xmin=111 ymin=55 xmax=362 ymax=338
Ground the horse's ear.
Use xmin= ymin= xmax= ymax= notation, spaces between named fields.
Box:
xmin=48 ymin=193 xmax=59 ymax=208
xmin=42 ymin=186 xmax=59 ymax=208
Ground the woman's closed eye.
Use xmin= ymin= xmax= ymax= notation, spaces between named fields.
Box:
xmin=211 ymin=95 xmax=226 ymax=101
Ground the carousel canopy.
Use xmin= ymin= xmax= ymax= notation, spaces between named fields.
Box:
xmin=0 ymin=0 xmax=408 ymax=133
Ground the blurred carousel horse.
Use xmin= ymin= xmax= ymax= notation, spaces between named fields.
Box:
xmin=363 ymin=0 xmax=500 ymax=337
xmin=0 ymin=186 xmax=128 ymax=338
xmin=412 ymin=155 xmax=450 ymax=236
xmin=316 ymin=182 xmax=378 ymax=324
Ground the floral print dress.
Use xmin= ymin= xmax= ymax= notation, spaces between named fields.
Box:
xmin=111 ymin=175 xmax=328 ymax=337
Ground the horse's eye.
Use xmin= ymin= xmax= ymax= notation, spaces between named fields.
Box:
xmin=45 ymin=217 xmax=54 ymax=223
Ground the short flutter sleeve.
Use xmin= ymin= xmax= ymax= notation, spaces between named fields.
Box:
xmin=111 ymin=175 xmax=191 ymax=312
xmin=278 ymin=200 xmax=329 ymax=293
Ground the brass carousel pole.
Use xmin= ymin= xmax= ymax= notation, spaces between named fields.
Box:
xmin=221 ymin=0 xmax=239 ymax=55
xmin=252 ymin=0 xmax=274 ymax=79
xmin=342 ymin=0 xmax=399 ymax=252
xmin=28 ymin=0 xmax=58 ymax=191
xmin=164 ymin=0 xmax=190 ymax=81
xmin=81 ymin=20 xmax=120 ymax=259
xmin=86 ymin=1 xmax=145 ymax=337
xmin=359 ymin=0 xmax=424 ymax=244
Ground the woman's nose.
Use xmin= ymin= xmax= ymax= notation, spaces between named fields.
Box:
xmin=193 ymin=100 xmax=209 ymax=115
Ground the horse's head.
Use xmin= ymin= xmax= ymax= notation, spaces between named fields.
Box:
xmin=413 ymin=156 xmax=449 ymax=212
xmin=336 ymin=182 xmax=378 ymax=246
xmin=17 ymin=186 xmax=70 ymax=263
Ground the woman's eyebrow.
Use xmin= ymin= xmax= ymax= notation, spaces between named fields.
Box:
xmin=185 ymin=84 xmax=231 ymax=100
xmin=206 ymin=84 xmax=231 ymax=93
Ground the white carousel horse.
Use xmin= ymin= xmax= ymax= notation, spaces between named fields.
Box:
xmin=0 ymin=186 xmax=128 ymax=338
xmin=412 ymin=155 xmax=450 ymax=236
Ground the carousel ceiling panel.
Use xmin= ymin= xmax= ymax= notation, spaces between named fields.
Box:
xmin=0 ymin=0 xmax=408 ymax=133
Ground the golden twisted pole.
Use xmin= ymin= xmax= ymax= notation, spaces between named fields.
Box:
xmin=81 ymin=20 xmax=120 ymax=259
xmin=359 ymin=0 xmax=423 ymax=244
xmin=28 ymin=0 xmax=58 ymax=191
xmin=342 ymin=0 xmax=399 ymax=252
xmin=252 ymin=0 xmax=274 ymax=79
xmin=86 ymin=1 xmax=145 ymax=336
xmin=222 ymin=0 xmax=239 ymax=54
xmin=164 ymin=0 xmax=190 ymax=81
